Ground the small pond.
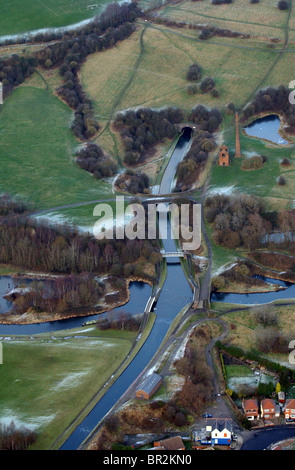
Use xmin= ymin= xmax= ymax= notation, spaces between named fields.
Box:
xmin=244 ymin=114 xmax=289 ymax=145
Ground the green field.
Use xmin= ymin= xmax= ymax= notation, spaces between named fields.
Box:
xmin=0 ymin=86 xmax=112 ymax=212
xmin=0 ymin=0 xmax=111 ymax=37
xmin=0 ymin=326 xmax=137 ymax=449
xmin=209 ymin=120 xmax=295 ymax=209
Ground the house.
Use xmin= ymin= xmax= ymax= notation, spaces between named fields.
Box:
xmin=206 ymin=418 xmax=232 ymax=446
xmin=218 ymin=145 xmax=229 ymax=166
xmin=260 ymin=398 xmax=276 ymax=420
xmin=285 ymin=398 xmax=295 ymax=421
xmin=135 ymin=373 xmax=162 ymax=400
xmin=242 ymin=398 xmax=259 ymax=421
xmin=153 ymin=436 xmax=185 ymax=450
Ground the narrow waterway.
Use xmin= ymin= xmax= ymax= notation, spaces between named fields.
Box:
xmin=60 ymin=129 xmax=194 ymax=449
xmin=211 ymin=276 xmax=295 ymax=305
xmin=0 ymin=126 xmax=194 ymax=449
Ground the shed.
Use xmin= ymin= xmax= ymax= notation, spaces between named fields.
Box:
xmin=135 ymin=373 xmax=162 ymax=400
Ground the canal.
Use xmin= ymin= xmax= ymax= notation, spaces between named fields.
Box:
xmin=0 ymin=126 xmax=194 ymax=449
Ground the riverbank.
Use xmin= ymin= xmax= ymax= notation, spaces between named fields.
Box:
xmin=0 ymin=275 xmax=154 ymax=325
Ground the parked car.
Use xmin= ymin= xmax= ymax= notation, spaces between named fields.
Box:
xmin=202 ymin=413 xmax=212 ymax=418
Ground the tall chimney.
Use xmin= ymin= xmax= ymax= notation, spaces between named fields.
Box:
xmin=235 ymin=112 xmax=241 ymax=158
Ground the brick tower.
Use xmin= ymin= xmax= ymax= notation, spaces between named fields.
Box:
xmin=219 ymin=145 xmax=229 ymax=166
xmin=235 ymin=112 xmax=241 ymax=158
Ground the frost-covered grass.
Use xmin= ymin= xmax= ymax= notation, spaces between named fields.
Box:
xmin=0 ymin=327 xmax=137 ymax=449
xmin=0 ymin=0 xmax=114 ymax=37
xmin=0 ymin=87 xmax=112 ymax=212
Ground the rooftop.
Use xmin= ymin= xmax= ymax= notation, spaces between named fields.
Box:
xmin=136 ymin=373 xmax=162 ymax=395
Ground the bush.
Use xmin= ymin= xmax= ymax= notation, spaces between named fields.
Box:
xmin=278 ymin=0 xmax=289 ymax=9
xmin=200 ymin=77 xmax=215 ymax=94
xmin=186 ymin=63 xmax=201 ymax=81
xmin=241 ymin=155 xmax=264 ymax=170
xmin=211 ymin=88 xmax=220 ymax=98
xmin=187 ymin=84 xmax=198 ymax=95
xmin=281 ymin=157 xmax=290 ymax=166
xmin=199 ymin=28 xmax=214 ymax=40
xmin=277 ymin=175 xmax=287 ymax=185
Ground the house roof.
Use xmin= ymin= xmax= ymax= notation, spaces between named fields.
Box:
xmin=220 ymin=144 xmax=228 ymax=150
xmin=285 ymin=398 xmax=295 ymax=409
xmin=136 ymin=373 xmax=162 ymax=394
xmin=207 ymin=418 xmax=232 ymax=432
xmin=154 ymin=436 xmax=185 ymax=450
xmin=243 ymin=398 xmax=259 ymax=411
xmin=261 ymin=398 xmax=275 ymax=409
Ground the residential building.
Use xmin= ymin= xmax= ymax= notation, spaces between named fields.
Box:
xmin=285 ymin=398 xmax=295 ymax=420
xmin=260 ymin=398 xmax=276 ymax=420
xmin=242 ymin=398 xmax=259 ymax=420
xmin=206 ymin=418 xmax=232 ymax=446
xmin=153 ymin=436 xmax=185 ymax=450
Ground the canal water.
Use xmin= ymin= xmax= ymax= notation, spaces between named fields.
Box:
xmin=0 ymin=127 xmax=194 ymax=449
xmin=159 ymin=127 xmax=192 ymax=194
xmin=244 ymin=114 xmax=289 ymax=145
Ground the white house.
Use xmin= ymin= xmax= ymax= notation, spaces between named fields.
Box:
xmin=206 ymin=418 xmax=232 ymax=446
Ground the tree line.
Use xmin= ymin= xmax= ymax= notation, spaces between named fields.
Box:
xmin=204 ymin=192 xmax=295 ymax=250
xmin=0 ymin=421 xmax=36 ymax=450
xmin=114 ymin=106 xmax=185 ymax=165
xmin=0 ymin=209 xmax=160 ymax=278
xmin=115 ymin=169 xmax=150 ymax=194
xmin=12 ymin=274 xmax=105 ymax=316
xmin=0 ymin=3 xmax=142 ymax=141
xmin=75 ymin=143 xmax=117 ymax=179
xmin=175 ymin=105 xmax=222 ymax=190
xmin=242 ymin=85 xmax=295 ymax=128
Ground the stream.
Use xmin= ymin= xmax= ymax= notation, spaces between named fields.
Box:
xmin=211 ymin=276 xmax=295 ymax=305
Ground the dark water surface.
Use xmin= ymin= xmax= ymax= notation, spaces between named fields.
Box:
xmin=244 ymin=114 xmax=289 ymax=145
xmin=211 ymin=276 xmax=295 ymax=305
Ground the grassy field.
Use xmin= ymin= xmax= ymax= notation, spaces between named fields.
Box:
xmin=209 ymin=120 xmax=295 ymax=207
xmin=219 ymin=302 xmax=295 ymax=353
xmin=81 ymin=18 xmax=291 ymax=135
xmin=0 ymin=325 xmax=137 ymax=450
xmin=0 ymin=86 xmax=112 ymax=212
xmin=0 ymin=0 xmax=113 ymax=37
